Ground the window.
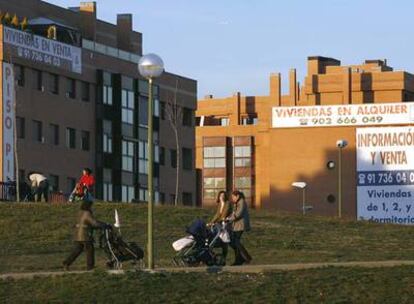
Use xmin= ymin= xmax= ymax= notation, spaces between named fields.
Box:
xmin=66 ymin=78 xmax=76 ymax=99
xmin=235 ymin=177 xmax=251 ymax=188
xmin=16 ymin=117 xmax=25 ymax=139
xmin=122 ymin=141 xmax=134 ymax=172
xmin=159 ymin=192 xmax=165 ymax=204
xmin=122 ymin=185 xmax=135 ymax=203
xmin=234 ymin=176 xmax=252 ymax=199
xmin=67 ymin=177 xmax=77 ymax=193
xmin=81 ymin=131 xmax=90 ymax=151
xmin=122 ymin=89 xmax=135 ymax=124
xmin=103 ymin=168 xmax=113 ymax=201
xmin=32 ymin=120 xmax=43 ymax=142
xmin=15 ymin=65 xmax=24 ymax=87
xmin=160 ymin=101 xmax=166 ymax=120
xmin=203 ymin=177 xmax=226 ymax=201
xmin=160 ymin=147 xmax=165 ymax=166
xmin=103 ymin=183 xmax=113 ymax=201
xmin=66 ymin=128 xmax=76 ymax=149
xmin=182 ymin=192 xmax=193 ymax=206
xmin=139 ymin=188 xmax=148 ymax=202
xmin=138 ymin=140 xmax=148 ymax=174
xmin=182 ymin=108 xmax=193 ymax=127
xmin=182 ymin=148 xmax=192 ymax=170
xmin=139 ymin=96 xmax=148 ymax=126
xmin=49 ymin=175 xmax=59 ymax=192
xmin=32 ymin=70 xmax=43 ymax=91
xmin=102 ymin=71 xmax=112 ymax=105
xmin=170 ymin=149 xmax=177 ymax=168
xmin=241 ymin=115 xmax=258 ymax=125
xmin=154 ymin=99 xmax=160 ymax=117
xmin=170 ymin=194 xmax=176 ymax=205
xmin=220 ymin=117 xmax=230 ymax=126
xmin=103 ymin=120 xmax=112 ymax=153
xmin=49 ymin=124 xmax=59 ymax=145
xmin=81 ymin=81 xmax=90 ymax=102
xmin=203 ymin=146 xmax=226 ymax=168
xmin=103 ymin=85 xmax=113 ymax=105
xmin=234 ymin=146 xmax=252 ymax=167
xmin=48 ymin=73 xmax=59 ymax=94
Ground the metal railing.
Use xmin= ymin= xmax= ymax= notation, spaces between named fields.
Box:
xmin=0 ymin=182 xmax=68 ymax=203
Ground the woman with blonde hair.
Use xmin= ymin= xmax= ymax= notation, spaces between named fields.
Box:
xmin=208 ymin=191 xmax=232 ymax=264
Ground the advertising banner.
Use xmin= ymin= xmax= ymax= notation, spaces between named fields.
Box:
xmin=3 ymin=26 xmax=81 ymax=74
xmin=2 ymin=62 xmax=15 ymax=182
xmin=356 ymin=127 xmax=414 ymax=225
xmin=272 ymin=102 xmax=414 ymax=128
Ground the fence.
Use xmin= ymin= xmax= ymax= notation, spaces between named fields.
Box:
xmin=0 ymin=182 xmax=68 ymax=203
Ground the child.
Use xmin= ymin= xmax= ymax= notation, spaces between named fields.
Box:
xmin=68 ymin=168 xmax=95 ymax=202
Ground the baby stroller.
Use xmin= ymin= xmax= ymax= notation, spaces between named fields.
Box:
xmin=172 ymin=219 xmax=230 ymax=267
xmin=99 ymin=210 xmax=144 ymax=270
xmin=68 ymin=184 xmax=91 ymax=202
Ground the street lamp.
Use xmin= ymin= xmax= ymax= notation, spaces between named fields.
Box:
xmin=336 ymin=139 xmax=348 ymax=218
xmin=292 ymin=182 xmax=311 ymax=215
xmin=138 ymin=53 xmax=164 ymax=270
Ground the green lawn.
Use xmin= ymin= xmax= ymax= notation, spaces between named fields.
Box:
xmin=0 ymin=203 xmax=413 ymax=273
xmin=1 ymin=203 xmax=414 ymax=303
xmin=1 ymin=266 xmax=414 ymax=303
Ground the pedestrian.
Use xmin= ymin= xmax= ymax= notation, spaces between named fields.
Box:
xmin=62 ymin=200 xmax=108 ymax=271
xmin=227 ymin=190 xmax=252 ymax=266
xmin=69 ymin=168 xmax=95 ymax=202
xmin=28 ymin=172 xmax=49 ymax=202
xmin=208 ymin=191 xmax=232 ymax=264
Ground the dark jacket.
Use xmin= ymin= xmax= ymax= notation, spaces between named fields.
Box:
xmin=228 ymin=198 xmax=251 ymax=232
xmin=210 ymin=201 xmax=232 ymax=223
xmin=73 ymin=210 xmax=105 ymax=241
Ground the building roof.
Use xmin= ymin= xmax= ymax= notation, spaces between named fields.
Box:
xmin=28 ymin=17 xmax=77 ymax=30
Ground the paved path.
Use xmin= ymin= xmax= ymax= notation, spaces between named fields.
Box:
xmin=1 ymin=260 xmax=414 ymax=280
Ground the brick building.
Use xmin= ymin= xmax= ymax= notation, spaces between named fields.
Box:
xmin=0 ymin=0 xmax=197 ymax=204
xmin=196 ymin=56 xmax=414 ymax=217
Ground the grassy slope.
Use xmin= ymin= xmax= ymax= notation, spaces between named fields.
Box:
xmin=1 ymin=267 xmax=414 ymax=303
xmin=1 ymin=203 xmax=414 ymax=273
xmin=1 ymin=203 xmax=414 ymax=303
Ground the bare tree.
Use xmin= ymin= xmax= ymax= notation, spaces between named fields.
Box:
xmin=165 ymin=79 xmax=182 ymax=206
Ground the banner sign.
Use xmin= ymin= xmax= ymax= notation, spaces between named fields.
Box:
xmin=272 ymin=102 xmax=414 ymax=128
xmin=2 ymin=62 xmax=15 ymax=182
xmin=356 ymin=127 xmax=414 ymax=225
xmin=3 ymin=26 xmax=81 ymax=74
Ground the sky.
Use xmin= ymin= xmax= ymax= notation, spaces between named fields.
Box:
xmin=45 ymin=0 xmax=414 ymax=98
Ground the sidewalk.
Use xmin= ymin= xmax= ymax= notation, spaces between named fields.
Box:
xmin=1 ymin=260 xmax=414 ymax=280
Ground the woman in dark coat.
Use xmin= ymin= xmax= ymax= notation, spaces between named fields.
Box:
xmin=227 ymin=190 xmax=252 ymax=266
xmin=62 ymin=200 xmax=107 ymax=270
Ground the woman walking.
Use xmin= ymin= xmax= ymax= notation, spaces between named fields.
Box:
xmin=62 ymin=200 xmax=108 ymax=271
xmin=227 ymin=190 xmax=252 ymax=266
xmin=208 ymin=191 xmax=232 ymax=264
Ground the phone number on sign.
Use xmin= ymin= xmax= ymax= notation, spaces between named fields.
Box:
xmin=358 ymin=170 xmax=414 ymax=186
xmin=17 ymin=47 xmax=61 ymax=67
xmin=300 ymin=116 xmax=384 ymax=126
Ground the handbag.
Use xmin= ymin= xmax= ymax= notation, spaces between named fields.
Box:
xmin=219 ymin=230 xmax=231 ymax=243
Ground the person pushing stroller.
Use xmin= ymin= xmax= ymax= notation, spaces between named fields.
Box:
xmin=68 ymin=168 xmax=95 ymax=203
xmin=207 ymin=191 xmax=232 ymax=264
xmin=63 ymin=200 xmax=110 ymax=271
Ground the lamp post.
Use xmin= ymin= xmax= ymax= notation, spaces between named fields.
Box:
xmin=292 ymin=182 xmax=308 ymax=215
xmin=138 ymin=53 xmax=164 ymax=270
xmin=336 ymin=139 xmax=348 ymax=218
